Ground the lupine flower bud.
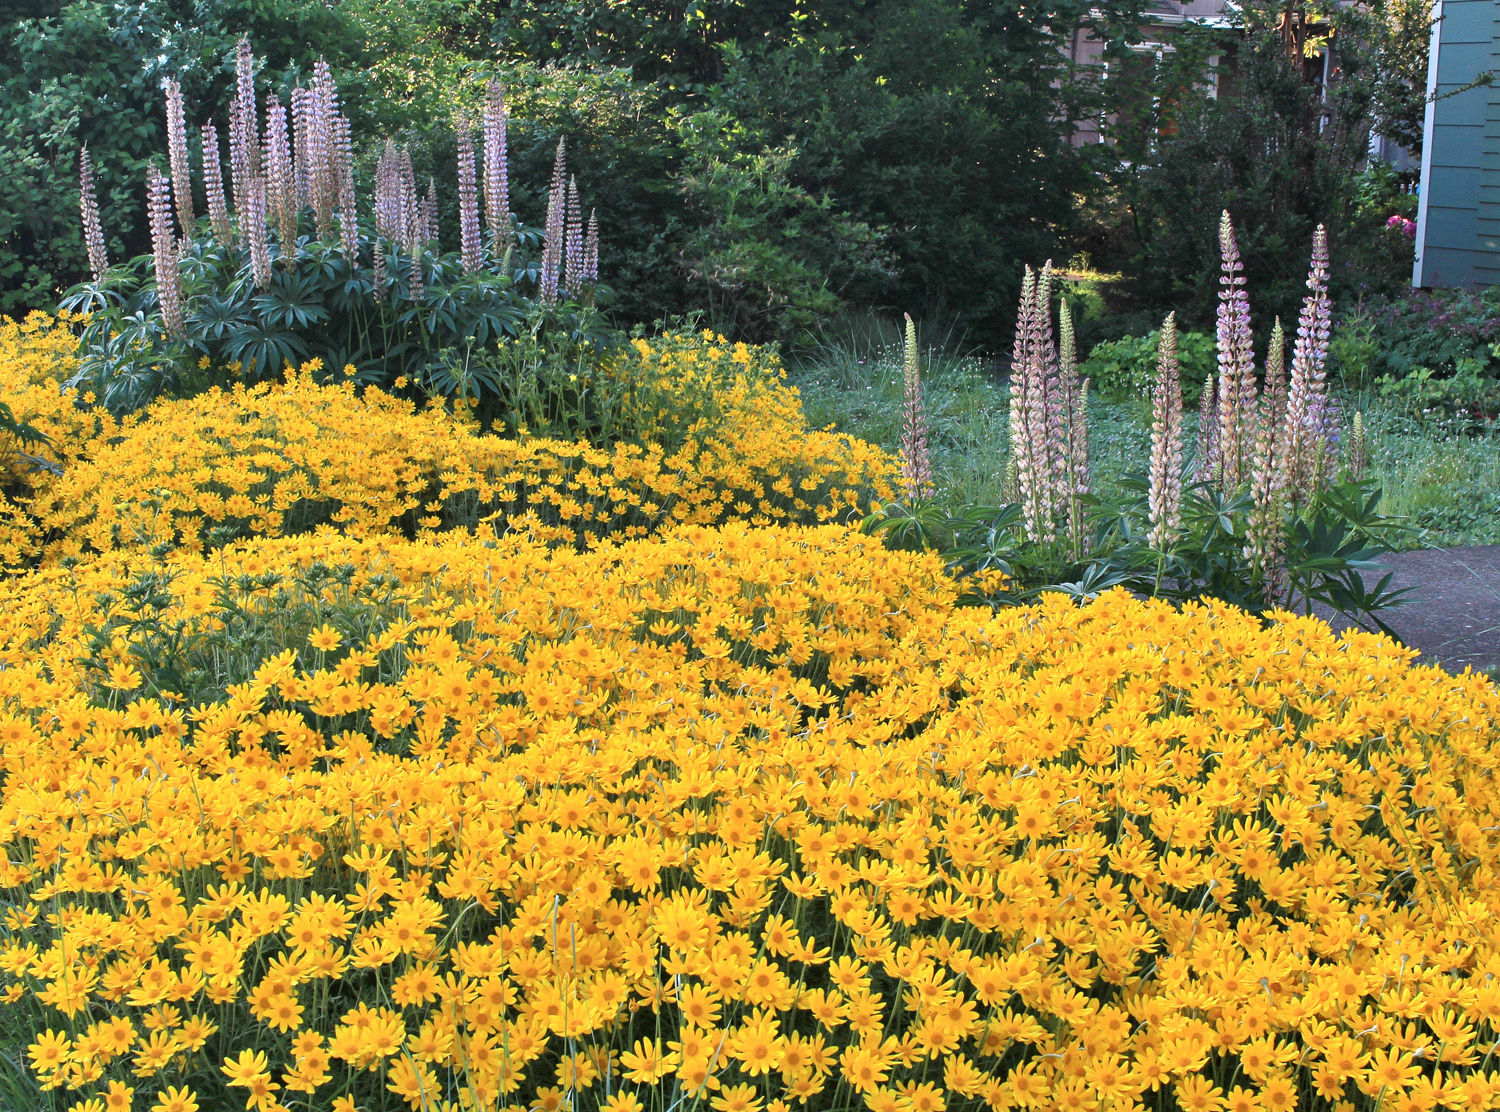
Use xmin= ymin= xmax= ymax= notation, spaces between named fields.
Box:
xmin=1197 ymin=374 xmax=1219 ymax=485
xmin=147 ymin=167 xmax=184 ymax=336
xmin=163 ymin=78 xmax=195 ymax=239
xmin=482 ymin=78 xmax=511 ymax=255
xmin=898 ymin=313 xmax=934 ymax=501
xmin=1263 ymin=317 xmax=1287 ymax=430
xmin=456 ymin=116 xmax=481 ymax=275
xmin=1148 ymin=313 xmax=1183 ymax=550
xmin=79 ymin=147 xmax=109 ymax=280
xmin=201 ymin=125 xmax=233 ymax=249
xmin=1349 ymin=410 xmax=1368 ymax=481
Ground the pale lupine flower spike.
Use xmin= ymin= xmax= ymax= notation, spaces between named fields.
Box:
xmin=1025 ymin=263 xmax=1060 ymax=544
xmin=1215 ymin=212 xmax=1257 ymax=490
xmin=78 ymin=147 xmax=109 ymax=281
xmin=482 ymin=78 xmax=511 ymax=256
xmin=1056 ymin=297 xmax=1090 ymax=555
xmin=422 ymin=178 xmax=438 ymax=250
xmin=1148 ymin=312 xmax=1183 ymax=550
xmin=456 ymin=115 xmax=482 ymax=275
xmin=264 ymin=101 xmax=296 ymax=256
xmin=1008 ymin=265 xmax=1064 ymax=544
xmin=898 ymin=313 xmax=935 ymax=502
xmin=245 ymin=177 xmax=272 ymax=289
xmin=334 ymin=115 xmax=357 ymax=264
xmin=229 ymin=37 xmax=258 ymax=228
xmin=581 ymin=209 xmax=600 ymax=304
xmin=163 ymin=78 xmax=195 ymax=241
xmin=146 ymin=167 xmax=184 ymax=336
xmin=539 ymin=139 xmax=567 ymax=307
xmin=200 ymin=125 xmax=232 ymax=249
xmin=564 ymin=177 xmax=583 ymax=297
xmin=1281 ymin=225 xmax=1333 ymax=504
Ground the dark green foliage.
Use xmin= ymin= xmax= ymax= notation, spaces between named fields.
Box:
xmin=866 ymin=476 xmax=1415 ymax=635
xmin=1107 ymin=25 xmax=1391 ymax=332
xmin=1358 ymin=286 xmax=1500 ymax=379
xmin=1080 ymin=329 xmax=1216 ymax=403
xmin=60 ymin=217 xmax=612 ymax=417
xmin=471 ymin=0 xmax=1154 ymax=348
xmin=0 ymin=0 xmax=425 ymax=313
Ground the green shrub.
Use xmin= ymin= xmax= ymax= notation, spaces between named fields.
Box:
xmin=1080 ymin=328 xmax=1215 ymax=402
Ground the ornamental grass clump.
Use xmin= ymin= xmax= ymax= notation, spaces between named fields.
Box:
xmin=1 ymin=521 xmax=1499 ymax=1112
xmin=64 ymin=38 xmax=605 ymax=416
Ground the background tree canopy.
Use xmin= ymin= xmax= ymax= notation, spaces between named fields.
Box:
xmin=0 ymin=0 xmax=1428 ymax=348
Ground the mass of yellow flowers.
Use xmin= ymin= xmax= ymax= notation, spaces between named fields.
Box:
xmin=1 ymin=315 xmax=1499 ymax=1112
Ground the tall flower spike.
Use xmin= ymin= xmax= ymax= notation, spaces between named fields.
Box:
xmin=422 ymin=178 xmax=438 ymax=249
xmin=1216 ymin=212 xmax=1256 ymax=490
xmin=456 ymin=116 xmax=481 ymax=275
xmin=163 ymin=78 xmax=194 ymax=240
xmin=79 ymin=147 xmax=109 ymax=281
xmin=1057 ymin=298 xmax=1090 ymax=553
xmin=147 ymin=167 xmax=184 ymax=336
xmin=482 ymin=78 xmax=511 ymax=255
xmin=539 ymin=138 xmax=567 ymax=306
xmin=581 ymin=209 xmax=599 ymax=303
xmin=308 ymin=61 xmax=337 ymax=239
xmin=898 ymin=313 xmax=934 ymax=502
xmin=1009 ymin=267 xmax=1041 ymax=540
xmin=1148 ymin=313 xmax=1183 ymax=550
xmin=398 ymin=148 xmax=419 ymax=254
xmin=564 ymin=177 xmax=584 ymax=297
xmin=264 ymin=100 xmax=296 ymax=256
xmin=1029 ymin=263 xmax=1060 ymax=542
xmin=201 ymin=125 xmax=232 ymax=249
xmin=1246 ymin=384 xmax=1287 ymax=603
xmin=229 ymin=38 xmax=258 ymax=225
xmin=245 ymin=176 xmax=271 ymax=289
xmin=1282 ymin=226 xmax=1333 ymax=504
xmin=290 ymin=87 xmax=312 ymax=207
xmin=333 ymin=114 xmax=357 ymax=264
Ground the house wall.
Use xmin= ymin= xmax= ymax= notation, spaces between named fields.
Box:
xmin=1414 ymin=0 xmax=1500 ymax=288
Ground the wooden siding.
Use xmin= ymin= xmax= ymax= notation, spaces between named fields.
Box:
xmin=1416 ymin=0 xmax=1500 ymax=287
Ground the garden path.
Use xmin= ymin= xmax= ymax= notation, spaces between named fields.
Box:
xmin=1322 ymin=545 xmax=1500 ymax=675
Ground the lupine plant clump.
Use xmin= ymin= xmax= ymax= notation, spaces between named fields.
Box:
xmin=67 ymin=39 xmax=603 ymax=415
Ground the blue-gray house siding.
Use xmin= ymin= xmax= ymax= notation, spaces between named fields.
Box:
xmin=1414 ymin=0 xmax=1500 ymax=287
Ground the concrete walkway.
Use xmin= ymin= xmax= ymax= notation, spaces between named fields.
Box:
xmin=1323 ymin=545 xmax=1500 ymax=674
